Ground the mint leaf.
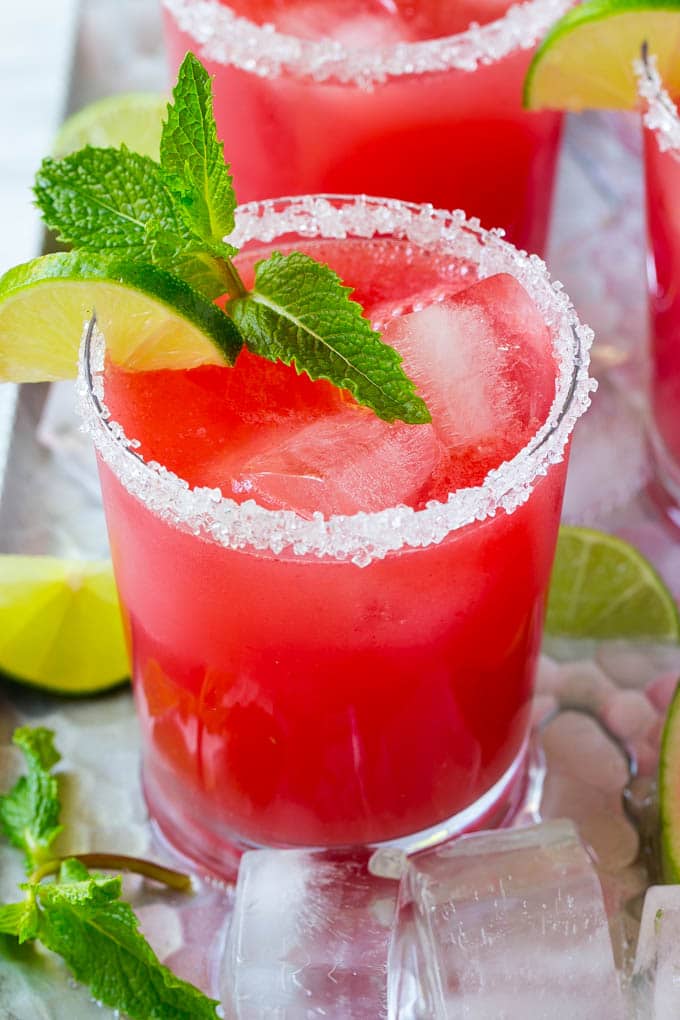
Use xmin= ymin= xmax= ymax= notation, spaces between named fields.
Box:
xmin=34 ymin=148 xmax=230 ymax=300
xmin=36 ymin=862 xmax=219 ymax=1020
xmin=0 ymin=726 xmax=62 ymax=871
xmin=160 ymin=52 xmax=236 ymax=250
xmin=35 ymin=147 xmax=182 ymax=258
xmin=146 ymin=224 xmax=235 ymax=299
xmin=0 ymin=893 xmax=39 ymax=943
xmin=230 ymin=251 xmax=432 ymax=424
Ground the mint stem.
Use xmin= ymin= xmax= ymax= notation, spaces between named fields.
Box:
xmin=30 ymin=854 xmax=193 ymax=892
xmin=220 ymin=257 xmax=247 ymax=300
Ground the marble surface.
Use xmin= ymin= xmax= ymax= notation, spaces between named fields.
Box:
xmin=1 ymin=643 xmax=678 ymax=1017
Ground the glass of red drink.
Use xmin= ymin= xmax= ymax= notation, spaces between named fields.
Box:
xmin=638 ymin=59 xmax=680 ymax=518
xmin=77 ymin=195 xmax=593 ymax=877
xmin=161 ymin=0 xmax=570 ymax=255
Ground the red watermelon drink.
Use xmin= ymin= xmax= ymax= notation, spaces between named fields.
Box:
xmin=78 ymin=196 xmax=593 ymax=876
xmin=161 ymin=0 xmax=569 ymax=255
xmin=639 ymin=60 xmax=680 ymax=515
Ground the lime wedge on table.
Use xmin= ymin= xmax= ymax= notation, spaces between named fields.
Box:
xmin=0 ymin=251 xmax=241 ymax=382
xmin=546 ymin=526 xmax=680 ymax=640
xmin=52 ymin=93 xmax=167 ymax=160
xmin=659 ymin=682 xmax=680 ymax=880
xmin=0 ymin=557 xmax=128 ymax=695
xmin=524 ymin=0 xmax=680 ymax=110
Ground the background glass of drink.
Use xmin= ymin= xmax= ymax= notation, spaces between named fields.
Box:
xmin=161 ymin=0 xmax=570 ymax=255
xmin=639 ymin=60 xmax=680 ymax=517
xmin=78 ymin=195 xmax=593 ymax=878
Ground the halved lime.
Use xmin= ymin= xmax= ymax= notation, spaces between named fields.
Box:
xmin=0 ymin=556 xmax=128 ymax=695
xmin=524 ymin=0 xmax=680 ymax=111
xmin=52 ymin=93 xmax=168 ymax=160
xmin=0 ymin=251 xmax=242 ymax=382
xmin=545 ymin=526 xmax=680 ymax=640
xmin=660 ymin=680 xmax=680 ymax=880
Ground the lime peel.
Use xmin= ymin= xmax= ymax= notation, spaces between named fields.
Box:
xmin=546 ymin=526 xmax=680 ymax=641
xmin=659 ymin=680 xmax=680 ymax=881
xmin=524 ymin=0 xmax=680 ymax=111
xmin=0 ymin=251 xmax=242 ymax=383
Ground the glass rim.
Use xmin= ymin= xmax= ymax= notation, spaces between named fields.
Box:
xmin=77 ymin=193 xmax=595 ymax=567
xmin=162 ymin=0 xmax=573 ymax=86
xmin=637 ymin=52 xmax=680 ymax=154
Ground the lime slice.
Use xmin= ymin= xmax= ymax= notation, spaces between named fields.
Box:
xmin=545 ymin=526 xmax=680 ymax=640
xmin=52 ymin=93 xmax=168 ymax=160
xmin=659 ymin=681 xmax=680 ymax=880
xmin=0 ymin=251 xmax=242 ymax=383
xmin=0 ymin=556 xmax=129 ymax=695
xmin=524 ymin=0 xmax=680 ymax=111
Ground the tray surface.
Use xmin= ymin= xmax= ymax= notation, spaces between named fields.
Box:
xmin=0 ymin=1 xmax=678 ymax=1016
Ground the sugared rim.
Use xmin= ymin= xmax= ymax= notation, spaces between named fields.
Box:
xmin=636 ymin=53 xmax=680 ymax=153
xmin=162 ymin=0 xmax=573 ymax=86
xmin=77 ymin=194 xmax=595 ymax=567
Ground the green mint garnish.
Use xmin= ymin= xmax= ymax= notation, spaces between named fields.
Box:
xmin=0 ymin=726 xmax=62 ymax=872
xmin=33 ymin=52 xmax=430 ymax=425
xmin=0 ymin=894 xmax=39 ymax=943
xmin=160 ymin=52 xmax=237 ymax=255
xmin=232 ymin=251 xmax=431 ymax=423
xmin=0 ymin=726 xmax=219 ymax=1019
xmin=34 ymin=147 xmax=230 ymax=301
xmin=35 ymin=147 xmax=177 ymax=257
xmin=37 ymin=862 xmax=218 ymax=1020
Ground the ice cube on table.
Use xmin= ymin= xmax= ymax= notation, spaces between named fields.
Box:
xmin=630 ymin=884 xmax=680 ymax=1019
xmin=231 ymin=412 xmax=440 ymax=517
xmin=220 ymin=848 xmax=401 ymax=1019
xmin=381 ymin=274 xmax=555 ymax=456
xmin=401 ymin=819 xmax=624 ymax=1020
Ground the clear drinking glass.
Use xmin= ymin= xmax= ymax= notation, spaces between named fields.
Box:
xmin=638 ymin=59 xmax=680 ymax=516
xmin=161 ymin=0 xmax=570 ymax=255
xmin=77 ymin=195 xmax=593 ymax=877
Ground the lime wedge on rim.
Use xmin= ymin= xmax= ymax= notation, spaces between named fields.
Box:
xmin=0 ymin=252 xmax=242 ymax=383
xmin=0 ymin=556 xmax=128 ymax=695
xmin=524 ymin=0 xmax=680 ymax=111
xmin=546 ymin=526 xmax=680 ymax=641
xmin=659 ymin=681 xmax=680 ymax=880
xmin=52 ymin=93 xmax=168 ymax=160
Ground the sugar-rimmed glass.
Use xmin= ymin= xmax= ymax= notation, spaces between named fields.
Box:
xmin=637 ymin=58 xmax=680 ymax=517
xmin=161 ymin=0 xmax=570 ymax=256
xmin=77 ymin=195 xmax=594 ymax=878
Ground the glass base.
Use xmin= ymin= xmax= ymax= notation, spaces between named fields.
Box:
xmin=145 ymin=737 xmax=545 ymax=881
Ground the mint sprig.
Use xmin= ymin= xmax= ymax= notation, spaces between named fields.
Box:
xmin=232 ymin=251 xmax=431 ymax=423
xmin=33 ymin=52 xmax=430 ymax=424
xmin=35 ymin=147 xmax=231 ymax=301
xmin=0 ymin=726 xmax=62 ymax=872
xmin=0 ymin=894 xmax=39 ymax=943
xmin=160 ymin=52 xmax=237 ymax=254
xmin=0 ymin=726 xmax=219 ymax=1019
xmin=35 ymin=147 xmax=178 ymax=258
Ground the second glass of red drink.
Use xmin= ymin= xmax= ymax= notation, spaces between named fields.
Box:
xmin=161 ymin=0 xmax=569 ymax=255
xmin=639 ymin=58 xmax=680 ymax=520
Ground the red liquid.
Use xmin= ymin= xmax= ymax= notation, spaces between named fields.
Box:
xmin=645 ymin=125 xmax=680 ymax=489
xmin=162 ymin=0 xmax=563 ymax=254
xmin=99 ymin=236 xmax=566 ymax=869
